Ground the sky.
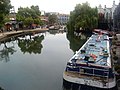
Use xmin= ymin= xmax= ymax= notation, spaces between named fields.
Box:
xmin=11 ymin=0 xmax=120 ymax=14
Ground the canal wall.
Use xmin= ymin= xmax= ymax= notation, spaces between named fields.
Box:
xmin=0 ymin=28 xmax=48 ymax=40
xmin=111 ymin=34 xmax=120 ymax=90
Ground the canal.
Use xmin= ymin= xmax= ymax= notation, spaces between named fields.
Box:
xmin=0 ymin=30 xmax=89 ymax=90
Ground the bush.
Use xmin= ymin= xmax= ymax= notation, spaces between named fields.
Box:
xmin=113 ymin=55 xmax=118 ymax=60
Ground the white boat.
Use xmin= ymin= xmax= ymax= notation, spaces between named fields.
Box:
xmin=63 ymin=33 xmax=116 ymax=89
xmin=49 ymin=25 xmax=59 ymax=30
xmin=59 ymin=26 xmax=66 ymax=31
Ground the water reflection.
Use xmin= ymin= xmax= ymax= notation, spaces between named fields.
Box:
xmin=66 ymin=33 xmax=89 ymax=53
xmin=0 ymin=38 xmax=16 ymax=62
xmin=0 ymin=32 xmax=45 ymax=62
xmin=48 ymin=30 xmax=64 ymax=35
xmin=18 ymin=34 xmax=44 ymax=54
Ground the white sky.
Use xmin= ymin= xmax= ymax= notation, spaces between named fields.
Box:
xmin=11 ymin=0 xmax=120 ymax=14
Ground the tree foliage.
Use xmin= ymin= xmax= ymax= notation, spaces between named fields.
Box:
xmin=0 ymin=0 xmax=12 ymax=28
xmin=34 ymin=18 xmax=43 ymax=25
xmin=17 ymin=5 xmax=41 ymax=19
xmin=67 ymin=2 xmax=98 ymax=33
xmin=48 ymin=14 xmax=58 ymax=25
xmin=24 ymin=17 xmax=34 ymax=26
xmin=16 ymin=5 xmax=42 ymax=27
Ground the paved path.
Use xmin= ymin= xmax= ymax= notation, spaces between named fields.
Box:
xmin=0 ymin=28 xmax=48 ymax=39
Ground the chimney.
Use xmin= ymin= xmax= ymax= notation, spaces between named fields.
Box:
xmin=104 ymin=5 xmax=106 ymax=9
xmin=113 ymin=0 xmax=115 ymax=6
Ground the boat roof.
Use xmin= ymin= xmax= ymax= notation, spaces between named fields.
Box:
xmin=70 ymin=34 xmax=111 ymax=68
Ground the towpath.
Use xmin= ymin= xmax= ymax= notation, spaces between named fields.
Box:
xmin=0 ymin=28 xmax=48 ymax=39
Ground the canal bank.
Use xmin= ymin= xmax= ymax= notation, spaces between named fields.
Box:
xmin=111 ymin=33 xmax=120 ymax=90
xmin=0 ymin=28 xmax=48 ymax=40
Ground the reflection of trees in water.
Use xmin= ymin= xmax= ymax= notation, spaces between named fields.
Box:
xmin=18 ymin=35 xmax=44 ymax=54
xmin=49 ymin=30 xmax=59 ymax=35
xmin=66 ymin=33 xmax=89 ymax=53
xmin=0 ymin=40 xmax=16 ymax=62
xmin=48 ymin=30 xmax=65 ymax=35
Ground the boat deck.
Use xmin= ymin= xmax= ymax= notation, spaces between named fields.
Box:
xmin=71 ymin=34 xmax=111 ymax=67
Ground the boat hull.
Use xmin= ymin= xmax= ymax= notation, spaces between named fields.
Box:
xmin=63 ymin=72 xmax=116 ymax=89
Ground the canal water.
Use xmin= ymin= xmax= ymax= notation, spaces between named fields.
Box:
xmin=0 ymin=30 xmax=98 ymax=90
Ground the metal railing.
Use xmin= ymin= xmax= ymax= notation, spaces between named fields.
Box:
xmin=66 ymin=65 xmax=110 ymax=78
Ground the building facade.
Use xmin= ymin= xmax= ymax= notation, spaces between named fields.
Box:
xmin=57 ymin=14 xmax=69 ymax=25
xmin=98 ymin=1 xmax=117 ymax=20
xmin=45 ymin=12 xmax=70 ymax=25
xmin=97 ymin=0 xmax=118 ymax=30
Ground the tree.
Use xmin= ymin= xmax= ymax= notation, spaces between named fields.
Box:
xmin=48 ymin=14 xmax=58 ymax=25
xmin=34 ymin=18 xmax=43 ymax=25
xmin=24 ymin=17 xmax=34 ymax=27
xmin=17 ymin=6 xmax=41 ymax=20
xmin=67 ymin=2 xmax=98 ymax=34
xmin=16 ymin=14 xmax=25 ymax=22
xmin=16 ymin=5 xmax=43 ymax=28
xmin=31 ymin=5 xmax=41 ymax=18
xmin=0 ymin=0 xmax=12 ymax=28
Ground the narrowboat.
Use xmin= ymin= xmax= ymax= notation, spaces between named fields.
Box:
xmin=63 ymin=33 xmax=116 ymax=89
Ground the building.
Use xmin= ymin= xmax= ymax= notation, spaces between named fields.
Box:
xmin=40 ymin=16 xmax=48 ymax=26
xmin=44 ymin=12 xmax=70 ymax=25
xmin=5 ymin=6 xmax=17 ymax=31
xmin=97 ymin=0 xmax=118 ymax=30
xmin=98 ymin=1 xmax=117 ymax=20
xmin=57 ymin=14 xmax=69 ymax=25
xmin=9 ymin=6 xmax=16 ymax=23
xmin=113 ymin=3 xmax=120 ymax=31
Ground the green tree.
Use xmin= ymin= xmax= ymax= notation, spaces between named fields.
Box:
xmin=17 ymin=6 xmax=41 ymax=20
xmin=3 ymin=15 xmax=11 ymax=23
xmin=24 ymin=17 xmax=34 ymax=27
xmin=48 ymin=14 xmax=58 ymax=25
xmin=0 ymin=0 xmax=12 ymax=28
xmin=67 ymin=2 xmax=98 ymax=34
xmin=31 ymin=5 xmax=41 ymax=18
xmin=16 ymin=5 xmax=43 ymax=28
xmin=34 ymin=18 xmax=43 ymax=25
xmin=16 ymin=14 xmax=25 ymax=22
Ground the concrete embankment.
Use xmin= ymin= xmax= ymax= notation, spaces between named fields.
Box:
xmin=111 ymin=33 xmax=120 ymax=90
xmin=0 ymin=28 xmax=48 ymax=40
